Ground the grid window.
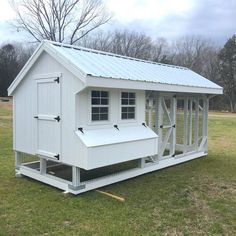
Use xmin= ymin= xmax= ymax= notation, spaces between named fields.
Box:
xmin=91 ymin=90 xmax=109 ymax=121
xmin=121 ymin=92 xmax=136 ymax=120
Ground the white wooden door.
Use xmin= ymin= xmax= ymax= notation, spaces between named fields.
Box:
xmin=157 ymin=96 xmax=176 ymax=158
xmin=35 ymin=77 xmax=61 ymax=160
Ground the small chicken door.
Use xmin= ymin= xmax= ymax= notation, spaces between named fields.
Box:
xmin=35 ymin=77 xmax=61 ymax=160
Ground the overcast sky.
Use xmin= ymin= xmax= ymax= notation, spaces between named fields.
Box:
xmin=0 ymin=0 xmax=235 ymax=46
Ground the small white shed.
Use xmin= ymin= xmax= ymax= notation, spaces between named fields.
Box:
xmin=8 ymin=40 xmax=222 ymax=194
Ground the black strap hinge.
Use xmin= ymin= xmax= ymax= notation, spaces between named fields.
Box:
xmin=34 ymin=116 xmax=38 ymax=119
xmin=54 ymin=154 xmax=59 ymax=160
xmin=114 ymin=125 xmax=119 ymax=130
xmin=54 ymin=77 xmax=59 ymax=83
xmin=142 ymin=122 xmax=147 ymax=127
xmin=78 ymin=127 xmax=84 ymax=134
xmin=54 ymin=116 xmax=60 ymax=122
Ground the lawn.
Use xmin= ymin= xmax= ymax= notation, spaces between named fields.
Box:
xmin=0 ymin=101 xmax=236 ymax=236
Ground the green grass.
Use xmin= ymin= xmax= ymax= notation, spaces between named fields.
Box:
xmin=1 ymin=103 xmax=236 ymax=236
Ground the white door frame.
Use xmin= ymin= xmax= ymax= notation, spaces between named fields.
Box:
xmin=34 ymin=74 xmax=62 ymax=160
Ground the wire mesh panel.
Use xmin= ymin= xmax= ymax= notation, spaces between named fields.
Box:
xmin=146 ymin=92 xmax=207 ymax=159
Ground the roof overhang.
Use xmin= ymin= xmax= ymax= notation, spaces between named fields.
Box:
xmin=86 ymin=75 xmax=223 ymax=95
xmin=8 ymin=41 xmax=87 ymax=96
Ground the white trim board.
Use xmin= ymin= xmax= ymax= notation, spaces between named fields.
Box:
xmin=86 ymin=76 xmax=223 ymax=95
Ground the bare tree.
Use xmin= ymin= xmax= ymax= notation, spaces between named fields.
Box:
xmin=171 ymin=36 xmax=213 ymax=74
xmin=80 ymin=30 xmax=154 ymax=60
xmin=110 ymin=30 xmax=153 ymax=60
xmin=78 ymin=30 xmax=113 ymax=51
xmin=150 ymin=38 xmax=173 ymax=64
xmin=10 ymin=0 xmax=112 ymax=44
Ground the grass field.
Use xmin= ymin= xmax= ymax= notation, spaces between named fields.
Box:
xmin=0 ymin=100 xmax=236 ymax=236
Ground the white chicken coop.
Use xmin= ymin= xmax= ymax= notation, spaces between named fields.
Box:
xmin=8 ymin=40 xmax=223 ymax=194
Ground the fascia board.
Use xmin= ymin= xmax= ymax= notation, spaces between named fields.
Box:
xmin=85 ymin=75 xmax=223 ymax=95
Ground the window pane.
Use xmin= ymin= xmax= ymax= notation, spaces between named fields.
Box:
xmin=92 ymin=107 xmax=99 ymax=113
xmin=101 ymin=98 xmax=108 ymax=105
xmin=122 ymin=99 xmax=128 ymax=105
xmin=92 ymin=98 xmax=100 ymax=105
xmin=101 ymin=91 xmax=108 ymax=97
xmin=122 ymin=107 xmax=128 ymax=112
xmin=122 ymin=113 xmax=128 ymax=119
xmin=129 ymin=99 xmax=135 ymax=105
xmin=122 ymin=92 xmax=128 ymax=98
xmin=92 ymin=114 xmax=99 ymax=121
xmin=128 ymin=107 xmax=135 ymax=113
xmin=92 ymin=90 xmax=100 ymax=97
xmin=100 ymin=114 xmax=108 ymax=120
xmin=128 ymin=113 xmax=135 ymax=119
xmin=100 ymin=107 xmax=108 ymax=113
xmin=129 ymin=93 xmax=135 ymax=98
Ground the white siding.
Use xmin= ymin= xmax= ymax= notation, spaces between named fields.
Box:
xmin=76 ymin=88 xmax=146 ymax=130
xmin=14 ymin=52 xmax=84 ymax=167
xmin=13 ymin=50 xmax=147 ymax=168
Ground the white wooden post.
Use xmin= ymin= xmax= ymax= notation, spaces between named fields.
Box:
xmin=72 ymin=166 xmax=80 ymax=187
xmin=170 ymin=96 xmax=176 ymax=156
xmin=194 ymin=98 xmax=199 ymax=150
xmin=138 ymin=158 xmax=146 ymax=168
xmin=156 ymin=94 xmax=163 ymax=159
xmin=148 ymin=98 xmax=154 ymax=129
xmin=183 ymin=98 xmax=188 ymax=153
xmin=40 ymin=158 xmax=47 ymax=175
xmin=189 ymin=99 xmax=193 ymax=145
xmin=202 ymin=97 xmax=209 ymax=153
xmin=15 ymin=151 xmax=23 ymax=169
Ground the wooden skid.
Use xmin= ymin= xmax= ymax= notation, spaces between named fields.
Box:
xmin=18 ymin=151 xmax=206 ymax=195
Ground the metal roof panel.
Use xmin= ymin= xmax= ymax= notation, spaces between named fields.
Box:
xmin=50 ymin=42 xmax=221 ymax=90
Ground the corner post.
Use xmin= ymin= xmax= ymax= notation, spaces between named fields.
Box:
xmin=40 ymin=158 xmax=47 ymax=175
xmin=72 ymin=166 xmax=81 ymax=187
xmin=15 ymin=151 xmax=23 ymax=170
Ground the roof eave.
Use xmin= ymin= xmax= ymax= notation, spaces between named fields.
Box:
xmin=85 ymin=75 xmax=223 ymax=95
xmin=8 ymin=40 xmax=87 ymax=96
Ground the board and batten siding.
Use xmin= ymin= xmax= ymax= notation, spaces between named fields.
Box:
xmin=13 ymin=51 xmax=84 ymax=166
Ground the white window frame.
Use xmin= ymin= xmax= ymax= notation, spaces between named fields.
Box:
xmin=88 ymin=89 xmax=111 ymax=125
xmin=120 ymin=90 xmax=137 ymax=122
